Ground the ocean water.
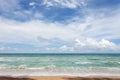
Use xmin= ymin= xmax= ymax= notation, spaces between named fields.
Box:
xmin=0 ymin=53 xmax=120 ymax=76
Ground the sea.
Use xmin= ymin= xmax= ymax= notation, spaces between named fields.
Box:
xmin=0 ymin=53 xmax=120 ymax=76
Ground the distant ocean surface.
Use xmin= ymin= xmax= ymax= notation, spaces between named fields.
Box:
xmin=0 ymin=53 xmax=120 ymax=76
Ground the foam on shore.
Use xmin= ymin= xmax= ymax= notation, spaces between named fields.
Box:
xmin=0 ymin=68 xmax=119 ymax=77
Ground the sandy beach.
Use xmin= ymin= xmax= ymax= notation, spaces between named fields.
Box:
xmin=0 ymin=76 xmax=120 ymax=80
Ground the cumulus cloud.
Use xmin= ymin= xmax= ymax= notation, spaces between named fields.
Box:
xmin=29 ymin=2 xmax=36 ymax=6
xmin=1 ymin=8 xmax=120 ymax=52
xmin=59 ymin=45 xmax=74 ymax=51
xmin=47 ymin=38 xmax=118 ymax=53
xmin=0 ymin=0 xmax=120 ymax=52
xmin=74 ymin=38 xmax=117 ymax=51
xmin=42 ymin=0 xmax=86 ymax=8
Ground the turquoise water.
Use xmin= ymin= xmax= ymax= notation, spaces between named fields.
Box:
xmin=0 ymin=53 xmax=120 ymax=70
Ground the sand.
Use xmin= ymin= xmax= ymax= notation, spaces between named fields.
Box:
xmin=0 ymin=76 xmax=120 ymax=80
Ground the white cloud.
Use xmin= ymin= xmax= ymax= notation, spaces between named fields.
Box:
xmin=82 ymin=9 xmax=120 ymax=40
xmin=0 ymin=17 xmax=79 ymax=46
xmin=46 ymin=38 xmax=118 ymax=52
xmin=29 ymin=2 xmax=36 ymax=6
xmin=0 ymin=2 xmax=120 ymax=52
xmin=42 ymin=0 xmax=86 ymax=8
xmin=0 ymin=47 xmax=17 ymax=52
xmin=29 ymin=1 xmax=36 ymax=8
xmin=0 ymin=0 xmax=20 ymax=12
xmin=1 ymin=8 xmax=120 ymax=52
xmin=75 ymin=38 xmax=116 ymax=50
xmin=59 ymin=45 xmax=74 ymax=51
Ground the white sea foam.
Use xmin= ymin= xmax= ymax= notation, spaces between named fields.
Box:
xmin=0 ymin=67 xmax=120 ymax=77
xmin=75 ymin=61 xmax=92 ymax=64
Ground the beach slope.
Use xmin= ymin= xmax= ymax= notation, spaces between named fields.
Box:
xmin=0 ymin=76 xmax=120 ymax=80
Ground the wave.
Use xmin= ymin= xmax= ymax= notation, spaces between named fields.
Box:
xmin=74 ymin=61 xmax=92 ymax=64
xmin=103 ymin=61 xmax=120 ymax=67
xmin=0 ymin=64 xmax=27 ymax=69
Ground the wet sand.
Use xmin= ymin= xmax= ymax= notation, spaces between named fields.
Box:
xmin=0 ymin=76 xmax=120 ymax=80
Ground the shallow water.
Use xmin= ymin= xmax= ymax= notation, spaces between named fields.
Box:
xmin=0 ymin=53 xmax=120 ymax=76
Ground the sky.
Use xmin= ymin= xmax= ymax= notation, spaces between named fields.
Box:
xmin=0 ymin=0 xmax=120 ymax=53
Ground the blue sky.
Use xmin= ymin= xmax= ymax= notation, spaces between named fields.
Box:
xmin=0 ymin=0 xmax=120 ymax=53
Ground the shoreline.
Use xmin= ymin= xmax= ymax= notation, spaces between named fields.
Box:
xmin=0 ymin=69 xmax=120 ymax=77
xmin=0 ymin=69 xmax=119 ymax=80
xmin=0 ymin=76 xmax=120 ymax=80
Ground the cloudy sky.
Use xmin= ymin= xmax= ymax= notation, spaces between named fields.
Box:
xmin=0 ymin=0 xmax=120 ymax=53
